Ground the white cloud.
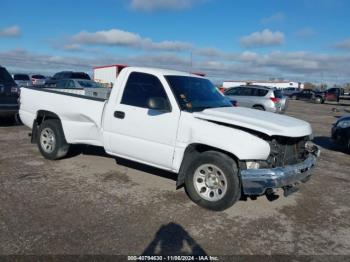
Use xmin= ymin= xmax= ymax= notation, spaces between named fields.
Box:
xmin=2 ymin=47 xmax=350 ymax=85
xmin=68 ymin=28 xmax=192 ymax=52
xmin=240 ymin=29 xmax=285 ymax=48
xmin=334 ymin=38 xmax=350 ymax=50
xmin=261 ymin=12 xmax=285 ymax=24
xmin=129 ymin=0 xmax=203 ymax=11
xmin=72 ymin=29 xmax=142 ymax=46
xmin=0 ymin=26 xmax=21 ymax=38
xmin=61 ymin=44 xmax=83 ymax=51
xmin=296 ymin=27 xmax=316 ymax=38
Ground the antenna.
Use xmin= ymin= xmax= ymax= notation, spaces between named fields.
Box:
xmin=190 ymin=51 xmax=193 ymax=71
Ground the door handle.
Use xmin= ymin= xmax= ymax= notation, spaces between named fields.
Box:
xmin=114 ymin=111 xmax=125 ymax=119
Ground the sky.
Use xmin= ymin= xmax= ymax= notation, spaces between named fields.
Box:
xmin=0 ymin=0 xmax=350 ymax=85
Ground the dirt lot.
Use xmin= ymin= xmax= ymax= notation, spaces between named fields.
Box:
xmin=0 ymin=100 xmax=349 ymax=257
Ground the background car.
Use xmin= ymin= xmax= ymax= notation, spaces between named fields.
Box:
xmin=45 ymin=71 xmax=91 ymax=87
xmin=224 ymin=85 xmax=287 ymax=113
xmin=282 ymin=87 xmax=301 ymax=97
xmin=30 ymin=74 xmax=46 ymax=86
xmin=12 ymin=73 xmax=31 ymax=87
xmin=290 ymin=88 xmax=341 ymax=103
xmin=54 ymin=79 xmax=103 ymax=89
xmin=332 ymin=115 xmax=350 ymax=152
xmin=0 ymin=66 xmax=19 ymax=118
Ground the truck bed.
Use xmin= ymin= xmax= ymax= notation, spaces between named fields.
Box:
xmin=19 ymin=87 xmax=107 ymax=146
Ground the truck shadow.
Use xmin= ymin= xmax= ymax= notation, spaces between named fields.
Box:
xmin=142 ymin=223 xmax=207 ymax=256
xmin=67 ymin=145 xmax=177 ymax=182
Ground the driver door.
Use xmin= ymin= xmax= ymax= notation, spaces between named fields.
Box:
xmin=105 ymin=72 xmax=180 ymax=170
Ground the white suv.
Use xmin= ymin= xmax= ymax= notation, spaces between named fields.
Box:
xmin=224 ymin=85 xmax=288 ymax=113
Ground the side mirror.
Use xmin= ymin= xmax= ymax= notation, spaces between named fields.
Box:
xmin=147 ymin=97 xmax=171 ymax=112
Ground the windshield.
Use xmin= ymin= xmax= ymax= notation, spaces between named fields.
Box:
xmin=14 ymin=74 xmax=30 ymax=81
xmin=0 ymin=68 xmax=15 ymax=84
xmin=72 ymin=72 xmax=90 ymax=80
xmin=32 ymin=75 xmax=45 ymax=79
xmin=165 ymin=76 xmax=232 ymax=112
xmin=77 ymin=80 xmax=102 ymax=88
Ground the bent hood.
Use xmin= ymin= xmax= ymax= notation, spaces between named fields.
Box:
xmin=193 ymin=107 xmax=312 ymax=137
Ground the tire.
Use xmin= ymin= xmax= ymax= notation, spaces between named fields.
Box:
xmin=253 ymin=105 xmax=265 ymax=111
xmin=315 ymin=96 xmax=323 ymax=104
xmin=347 ymin=138 xmax=350 ymax=153
xmin=37 ymin=119 xmax=69 ymax=160
xmin=184 ymin=151 xmax=241 ymax=211
xmin=291 ymin=95 xmax=297 ymax=100
xmin=14 ymin=113 xmax=22 ymax=125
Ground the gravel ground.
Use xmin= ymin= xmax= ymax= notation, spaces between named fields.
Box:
xmin=0 ymin=100 xmax=349 ymax=257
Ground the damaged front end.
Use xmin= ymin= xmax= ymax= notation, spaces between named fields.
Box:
xmin=240 ymin=135 xmax=320 ymax=198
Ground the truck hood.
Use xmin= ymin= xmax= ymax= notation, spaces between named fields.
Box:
xmin=193 ymin=107 xmax=312 ymax=137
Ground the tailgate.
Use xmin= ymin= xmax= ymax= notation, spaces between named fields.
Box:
xmin=0 ymin=84 xmax=19 ymax=105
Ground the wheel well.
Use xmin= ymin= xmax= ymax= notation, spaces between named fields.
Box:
xmin=31 ymin=110 xmax=61 ymax=143
xmin=252 ymin=104 xmax=264 ymax=109
xmin=176 ymin=143 xmax=240 ymax=188
xmin=36 ymin=110 xmax=60 ymax=125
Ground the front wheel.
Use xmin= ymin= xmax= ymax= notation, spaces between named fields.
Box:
xmin=184 ymin=151 xmax=241 ymax=211
xmin=315 ymin=96 xmax=323 ymax=104
xmin=37 ymin=119 xmax=70 ymax=160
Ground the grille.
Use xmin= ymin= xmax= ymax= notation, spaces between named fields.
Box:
xmin=268 ymin=136 xmax=309 ymax=167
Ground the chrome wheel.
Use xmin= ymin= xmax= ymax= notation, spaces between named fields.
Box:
xmin=40 ymin=127 xmax=56 ymax=154
xmin=193 ymin=164 xmax=228 ymax=202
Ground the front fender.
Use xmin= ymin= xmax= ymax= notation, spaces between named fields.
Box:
xmin=172 ymin=115 xmax=271 ymax=172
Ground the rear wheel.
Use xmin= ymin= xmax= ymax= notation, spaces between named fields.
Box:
xmin=184 ymin=151 xmax=241 ymax=211
xmin=37 ymin=119 xmax=69 ymax=160
xmin=253 ymin=105 xmax=265 ymax=111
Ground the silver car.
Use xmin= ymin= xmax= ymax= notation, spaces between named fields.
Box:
xmin=12 ymin=74 xmax=31 ymax=87
xmin=30 ymin=74 xmax=46 ymax=86
xmin=54 ymin=79 xmax=103 ymax=89
xmin=224 ymin=85 xmax=288 ymax=113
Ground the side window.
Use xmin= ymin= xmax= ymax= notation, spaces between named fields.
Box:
xmin=121 ymin=72 xmax=169 ymax=109
xmin=67 ymin=80 xmax=75 ymax=88
xmin=254 ymin=89 xmax=268 ymax=96
xmin=238 ymin=87 xmax=252 ymax=96
xmin=56 ymin=80 xmax=67 ymax=88
xmin=225 ymin=87 xmax=240 ymax=96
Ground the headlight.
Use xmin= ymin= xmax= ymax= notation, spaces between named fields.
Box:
xmin=246 ymin=161 xmax=260 ymax=169
xmin=337 ymin=120 xmax=350 ymax=129
xmin=305 ymin=141 xmax=315 ymax=151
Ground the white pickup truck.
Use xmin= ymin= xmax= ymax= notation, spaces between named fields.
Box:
xmin=19 ymin=67 xmax=319 ymax=211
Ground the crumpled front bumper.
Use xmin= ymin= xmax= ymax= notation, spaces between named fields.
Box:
xmin=240 ymin=148 xmax=320 ymax=196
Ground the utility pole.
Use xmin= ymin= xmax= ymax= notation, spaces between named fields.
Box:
xmin=190 ymin=51 xmax=193 ymax=71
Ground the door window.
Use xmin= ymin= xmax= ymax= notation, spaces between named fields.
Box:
xmin=238 ymin=87 xmax=253 ymax=96
xmin=253 ymin=88 xmax=269 ymax=96
xmin=121 ymin=72 xmax=169 ymax=109
xmin=66 ymin=80 xmax=76 ymax=88
xmin=225 ymin=87 xmax=240 ymax=96
xmin=56 ymin=80 xmax=68 ymax=88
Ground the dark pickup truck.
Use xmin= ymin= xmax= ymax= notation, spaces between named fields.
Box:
xmin=0 ymin=65 xmax=19 ymax=118
xmin=289 ymin=88 xmax=342 ymax=104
